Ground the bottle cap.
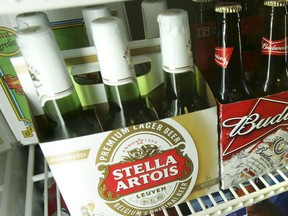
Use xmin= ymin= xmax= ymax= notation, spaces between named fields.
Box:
xmin=157 ymin=9 xmax=193 ymax=73
xmin=215 ymin=2 xmax=242 ymax=13
xmin=82 ymin=5 xmax=111 ymax=46
xmin=264 ymin=0 xmax=287 ymax=7
xmin=141 ymin=0 xmax=167 ymax=39
xmin=16 ymin=12 xmax=50 ymax=30
xmin=16 ymin=26 xmax=73 ymax=106
xmin=91 ymin=16 xmax=136 ymax=85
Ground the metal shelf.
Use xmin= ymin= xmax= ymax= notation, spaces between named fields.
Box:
xmin=25 ymin=144 xmax=288 ymax=216
xmin=0 ymin=0 xmax=131 ymax=15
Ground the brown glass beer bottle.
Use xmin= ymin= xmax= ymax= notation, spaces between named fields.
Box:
xmin=214 ymin=2 xmax=253 ymax=104
xmin=190 ymin=0 xmax=216 ymax=100
xmin=254 ymin=0 xmax=288 ymax=96
xmin=191 ymin=0 xmax=216 ymax=25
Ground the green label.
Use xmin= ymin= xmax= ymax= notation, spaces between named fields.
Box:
xmin=0 ymin=27 xmax=19 ymax=57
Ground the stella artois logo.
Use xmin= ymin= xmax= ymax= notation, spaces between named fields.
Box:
xmin=95 ymin=119 xmax=198 ymax=215
xmin=261 ymin=37 xmax=287 ymax=56
xmin=214 ymin=47 xmax=234 ymax=68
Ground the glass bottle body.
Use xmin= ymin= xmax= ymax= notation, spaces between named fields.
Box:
xmin=103 ymin=81 xmax=158 ymax=131
xmin=16 ymin=26 xmax=103 ymax=143
xmin=191 ymin=0 xmax=216 ymax=24
xmin=34 ymin=90 xmax=102 ymax=142
xmin=215 ymin=11 xmax=253 ymax=103
xmin=254 ymin=4 xmax=288 ymax=96
xmin=159 ymin=69 xmax=208 ymax=118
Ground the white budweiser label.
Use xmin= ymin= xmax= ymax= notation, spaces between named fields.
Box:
xmin=218 ymin=92 xmax=288 ymax=189
xmin=261 ymin=37 xmax=287 ymax=56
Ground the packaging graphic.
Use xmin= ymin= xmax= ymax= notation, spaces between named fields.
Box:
xmin=39 ymin=107 xmax=219 ymax=216
xmin=218 ymin=91 xmax=288 ymax=189
xmin=0 ymin=14 xmax=38 ymax=145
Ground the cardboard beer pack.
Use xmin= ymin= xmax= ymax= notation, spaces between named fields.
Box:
xmin=190 ymin=5 xmax=287 ymax=189
xmin=218 ymin=92 xmax=288 ymax=189
xmin=0 ymin=13 xmax=38 ymax=145
xmin=0 ymin=2 xmax=130 ymax=146
xmin=12 ymin=37 xmax=220 ymax=215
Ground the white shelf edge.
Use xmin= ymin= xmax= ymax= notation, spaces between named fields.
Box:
xmin=0 ymin=0 xmax=132 ymax=15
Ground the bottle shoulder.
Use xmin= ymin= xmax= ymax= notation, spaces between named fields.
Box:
xmin=103 ymin=100 xmax=158 ymax=131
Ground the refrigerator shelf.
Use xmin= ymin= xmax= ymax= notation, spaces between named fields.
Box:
xmin=25 ymin=144 xmax=288 ymax=216
xmin=0 ymin=0 xmax=131 ymax=15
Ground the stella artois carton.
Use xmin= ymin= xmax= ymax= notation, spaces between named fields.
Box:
xmin=39 ymin=108 xmax=219 ymax=216
xmin=11 ymin=38 xmax=220 ymax=215
xmin=0 ymin=3 xmax=130 ymax=146
xmin=218 ymin=92 xmax=288 ymax=189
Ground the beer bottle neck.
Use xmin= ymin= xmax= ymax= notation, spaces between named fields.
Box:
xmin=191 ymin=1 xmax=215 ymax=24
xmin=163 ymin=69 xmax=197 ymax=99
xmin=263 ymin=5 xmax=287 ymax=40
xmin=217 ymin=12 xmax=241 ymax=48
xmin=104 ymin=80 xmax=142 ymax=110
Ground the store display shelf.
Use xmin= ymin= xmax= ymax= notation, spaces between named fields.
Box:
xmin=25 ymin=144 xmax=288 ymax=216
xmin=0 ymin=0 xmax=131 ymax=15
xmin=167 ymin=170 xmax=288 ymax=216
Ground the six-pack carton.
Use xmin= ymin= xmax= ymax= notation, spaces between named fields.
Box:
xmin=12 ymin=37 xmax=220 ymax=215
xmin=189 ymin=2 xmax=287 ymax=189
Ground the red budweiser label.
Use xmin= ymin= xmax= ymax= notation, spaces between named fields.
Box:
xmin=215 ymin=47 xmax=234 ymax=68
xmin=218 ymin=92 xmax=288 ymax=189
xmin=261 ymin=37 xmax=287 ymax=56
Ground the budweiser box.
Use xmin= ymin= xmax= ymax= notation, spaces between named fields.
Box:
xmin=218 ymin=92 xmax=288 ymax=189
xmin=12 ymin=38 xmax=220 ymax=215
xmin=0 ymin=3 xmax=130 ymax=146
xmin=186 ymin=3 xmax=288 ymax=189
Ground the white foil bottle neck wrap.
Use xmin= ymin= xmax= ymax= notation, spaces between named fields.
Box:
xmin=158 ymin=9 xmax=193 ymax=73
xmin=91 ymin=16 xmax=136 ymax=86
xmin=16 ymin=26 xmax=73 ymax=107
xmin=16 ymin=12 xmax=50 ymax=30
xmin=82 ymin=5 xmax=111 ymax=46
xmin=141 ymin=0 xmax=168 ymax=39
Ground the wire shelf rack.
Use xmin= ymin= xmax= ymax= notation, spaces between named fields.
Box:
xmin=25 ymin=144 xmax=288 ymax=216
